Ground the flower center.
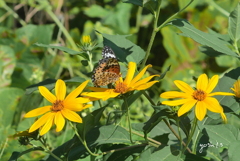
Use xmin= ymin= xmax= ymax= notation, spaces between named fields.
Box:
xmin=114 ymin=82 xmax=128 ymax=94
xmin=51 ymin=100 xmax=64 ymax=112
xmin=192 ymin=90 xmax=206 ymax=101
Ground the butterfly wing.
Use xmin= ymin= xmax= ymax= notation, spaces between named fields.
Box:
xmin=92 ymin=46 xmax=121 ymax=87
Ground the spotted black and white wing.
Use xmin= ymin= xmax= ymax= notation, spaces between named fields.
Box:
xmin=102 ymin=46 xmax=117 ymax=59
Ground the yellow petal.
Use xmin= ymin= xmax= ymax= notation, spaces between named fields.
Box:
xmin=61 ymin=108 xmax=82 ymax=123
xmin=54 ymin=112 xmax=65 ymax=132
xmin=160 ymin=91 xmax=190 ymax=99
xmin=131 ymin=75 xmax=159 ymax=88
xmin=197 ymin=74 xmax=208 ymax=91
xmin=102 ymin=93 xmax=120 ymax=100
xmin=24 ymin=106 xmax=51 ymax=118
xmin=203 ymin=97 xmax=223 ymax=113
xmin=82 ymin=90 xmax=119 ymax=99
xmin=221 ymin=112 xmax=227 ymax=123
xmin=28 ymin=112 xmax=54 ymax=133
xmin=88 ymin=87 xmax=109 ymax=92
xmin=177 ymin=99 xmax=197 ymax=116
xmin=39 ymin=114 xmax=55 ymax=135
xmin=124 ymin=62 xmax=136 ymax=85
xmin=208 ymin=92 xmax=235 ymax=96
xmin=55 ymin=79 xmax=66 ymax=100
xmin=65 ymin=80 xmax=89 ymax=102
xmin=64 ymin=102 xmax=84 ymax=111
xmin=82 ymin=104 xmax=92 ymax=110
xmin=130 ymin=64 xmax=152 ymax=85
xmin=195 ymin=101 xmax=207 ymax=121
xmin=133 ymin=81 xmax=159 ymax=91
xmin=39 ymin=86 xmax=56 ymax=103
xmin=231 ymin=88 xmax=236 ymax=92
xmin=174 ymin=80 xmax=194 ymax=94
xmin=75 ymin=97 xmax=99 ymax=103
xmin=162 ymin=98 xmax=191 ymax=106
xmin=205 ymin=75 xmax=218 ymax=94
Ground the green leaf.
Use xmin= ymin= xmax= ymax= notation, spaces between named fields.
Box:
xmin=101 ymin=32 xmax=145 ymax=64
xmin=143 ymin=0 xmax=162 ymax=14
xmin=228 ymin=141 xmax=240 ymax=161
xmin=213 ymin=67 xmax=240 ymax=113
xmin=202 ymin=124 xmax=238 ymax=147
xmin=150 ymin=146 xmax=182 ymax=161
xmin=34 ymin=43 xmax=89 ymax=60
xmin=169 ymin=19 xmax=239 ymax=58
xmin=228 ymin=2 xmax=240 ymax=42
xmin=104 ymin=3 xmax=132 ymax=34
xmin=0 ymin=45 xmax=16 ymax=87
xmin=0 ymin=87 xmax=24 ymax=143
xmin=159 ymin=65 xmax=171 ymax=80
xmin=84 ymin=5 xmax=109 ymax=18
xmin=25 ymin=78 xmax=56 ymax=95
xmin=0 ymin=88 xmax=24 ymax=127
xmin=48 ymin=125 xmax=131 ymax=160
xmin=122 ymin=0 xmax=143 ymax=6
xmin=76 ymin=105 xmax=106 ymax=138
xmin=102 ymin=144 xmax=150 ymax=161
xmin=16 ymin=24 xmax=54 ymax=44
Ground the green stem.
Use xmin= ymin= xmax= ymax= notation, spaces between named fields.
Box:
xmin=124 ymin=97 xmax=133 ymax=143
xmin=208 ymin=0 xmax=229 ymax=17
xmin=140 ymin=0 xmax=162 ymax=70
xmin=45 ymin=8 xmax=78 ymax=51
xmin=140 ymin=0 xmax=195 ymax=69
xmin=87 ymin=51 xmax=94 ymax=71
xmin=69 ymin=121 xmax=99 ymax=156
xmin=0 ymin=138 xmax=8 ymax=159
xmin=176 ymin=116 xmax=183 ymax=151
xmin=156 ymin=0 xmax=195 ymax=31
xmin=233 ymin=40 xmax=240 ymax=55
xmin=163 ymin=118 xmax=192 ymax=153
xmin=182 ymin=116 xmax=198 ymax=154
xmin=47 ymin=150 xmax=63 ymax=161
xmin=135 ymin=6 xmax=143 ymax=33
xmin=100 ymin=144 xmax=147 ymax=155
xmin=39 ymin=137 xmax=62 ymax=161
xmin=142 ymin=91 xmax=156 ymax=106
xmin=142 ymin=91 xmax=191 ymax=152
xmin=0 ymin=0 xmax=27 ymax=26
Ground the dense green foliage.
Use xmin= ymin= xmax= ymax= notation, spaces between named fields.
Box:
xmin=1 ymin=0 xmax=240 ymax=161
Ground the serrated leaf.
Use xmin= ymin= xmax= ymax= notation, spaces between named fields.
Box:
xmin=228 ymin=2 xmax=240 ymax=42
xmin=100 ymin=32 xmax=145 ymax=64
xmin=169 ymin=19 xmax=239 ymax=58
xmin=34 ymin=43 xmax=89 ymax=60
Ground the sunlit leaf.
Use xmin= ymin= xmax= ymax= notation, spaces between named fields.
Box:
xmin=228 ymin=2 xmax=240 ymax=42
xmin=169 ymin=19 xmax=239 ymax=58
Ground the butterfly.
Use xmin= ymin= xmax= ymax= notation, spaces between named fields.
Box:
xmin=92 ymin=46 xmax=121 ymax=87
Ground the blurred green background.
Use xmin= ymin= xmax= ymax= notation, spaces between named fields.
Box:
xmin=1 ymin=0 xmax=240 ymax=160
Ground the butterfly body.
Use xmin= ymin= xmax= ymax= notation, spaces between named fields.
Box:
xmin=92 ymin=46 xmax=121 ymax=87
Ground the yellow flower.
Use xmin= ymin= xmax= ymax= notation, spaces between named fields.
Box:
xmin=231 ymin=80 xmax=240 ymax=98
xmin=24 ymin=80 xmax=94 ymax=136
xmin=82 ymin=62 xmax=159 ymax=100
xmin=82 ymin=35 xmax=91 ymax=45
xmin=160 ymin=74 xmax=234 ymax=122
